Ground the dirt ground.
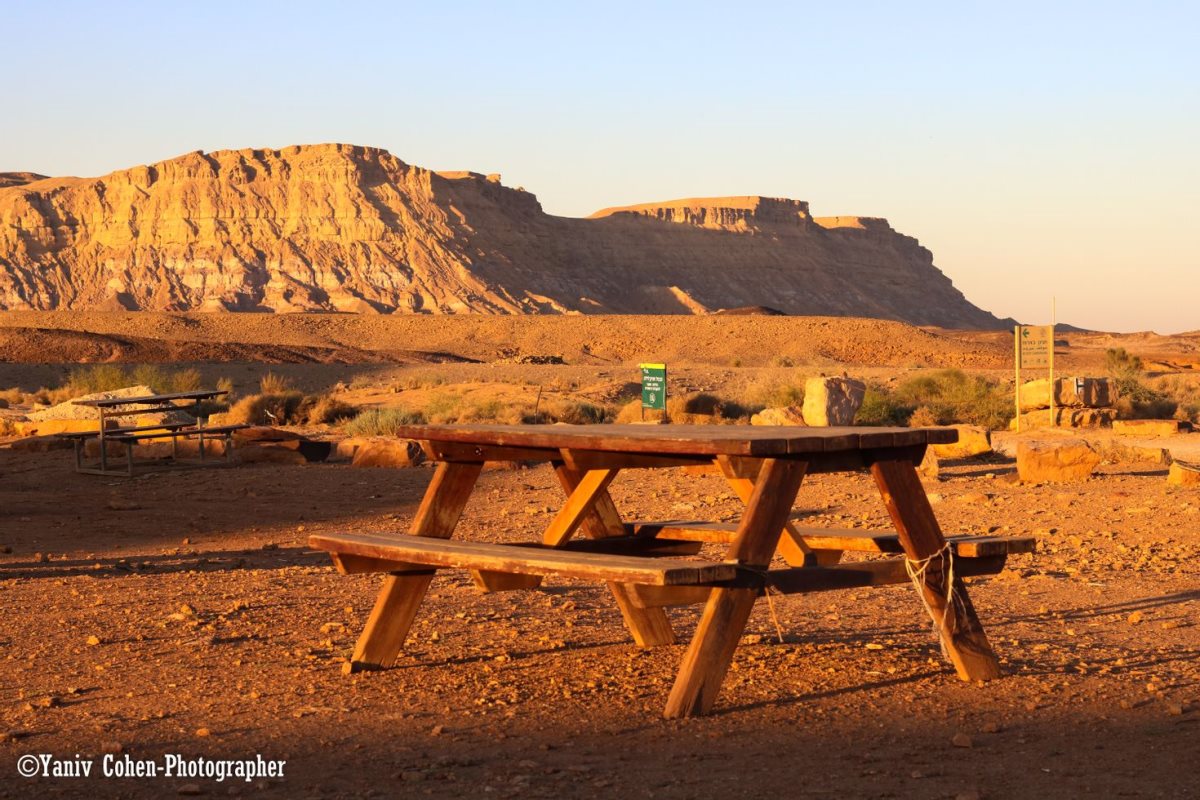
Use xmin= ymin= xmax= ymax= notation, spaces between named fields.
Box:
xmin=1 ymin=444 xmax=1197 ymax=799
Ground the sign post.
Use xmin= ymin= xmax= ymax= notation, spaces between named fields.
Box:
xmin=1015 ymin=324 xmax=1054 ymax=432
xmin=639 ymin=363 xmax=666 ymax=421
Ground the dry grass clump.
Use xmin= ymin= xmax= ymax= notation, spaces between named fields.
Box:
xmin=225 ymin=392 xmax=304 ymax=425
xmin=892 ymin=369 xmax=1013 ymax=430
xmin=343 ymin=407 xmax=427 ymax=436
xmin=1153 ymin=375 xmax=1200 ymax=423
xmin=306 ymin=396 xmax=359 ymax=425
xmin=742 ymin=378 xmax=805 ymax=411
xmin=613 ymin=392 xmax=747 ymax=425
xmin=259 ymin=372 xmax=294 ymax=395
xmin=524 ymin=399 xmax=614 ymax=425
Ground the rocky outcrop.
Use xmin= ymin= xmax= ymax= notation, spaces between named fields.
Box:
xmin=931 ymin=425 xmax=993 ymax=459
xmin=1017 ymin=440 xmax=1102 ymax=483
xmin=801 ymin=377 xmax=865 ymax=426
xmin=0 ymin=144 xmax=1008 ymax=328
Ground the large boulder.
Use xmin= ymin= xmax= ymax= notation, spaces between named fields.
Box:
xmin=801 ymin=377 xmax=865 ymax=426
xmin=749 ymin=406 xmax=806 ymax=426
xmin=1016 ymin=440 xmax=1102 ymax=483
xmin=237 ymin=438 xmax=331 ymax=464
xmin=1112 ymin=419 xmax=1187 ymax=437
xmin=1019 ymin=377 xmax=1115 ymax=411
xmin=931 ymin=425 xmax=992 ymax=459
xmin=1013 ymin=408 xmax=1117 ymax=430
xmin=7 ymin=435 xmax=74 ymax=453
xmin=350 ymin=439 xmax=425 ymax=468
xmin=1167 ymin=462 xmax=1200 ymax=486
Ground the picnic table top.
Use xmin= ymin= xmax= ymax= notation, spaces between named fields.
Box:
xmin=392 ymin=423 xmax=958 ymax=457
xmin=73 ymin=389 xmax=228 ymax=408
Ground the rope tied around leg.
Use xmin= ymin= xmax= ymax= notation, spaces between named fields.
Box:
xmin=904 ymin=542 xmax=959 ymax=661
xmin=734 ymin=565 xmax=786 ymax=644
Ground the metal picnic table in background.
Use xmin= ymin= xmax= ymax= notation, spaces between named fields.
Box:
xmin=65 ymin=389 xmax=248 ymax=476
xmin=311 ymin=424 xmax=1034 ymax=718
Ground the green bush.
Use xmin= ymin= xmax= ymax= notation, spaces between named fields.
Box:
xmin=743 ymin=378 xmax=805 ymax=410
xmin=343 ymin=407 xmax=428 ymax=436
xmin=855 ymin=383 xmax=912 ymax=426
xmin=891 ymin=369 xmax=1013 ymax=430
xmin=1105 ymin=348 xmax=1178 ymax=419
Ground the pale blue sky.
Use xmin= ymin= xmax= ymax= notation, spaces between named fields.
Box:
xmin=3 ymin=1 xmax=1196 ymax=332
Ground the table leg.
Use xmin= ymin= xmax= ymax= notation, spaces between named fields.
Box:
xmin=716 ymin=456 xmax=838 ymax=567
xmin=553 ymin=464 xmax=676 ymax=647
xmin=664 ymin=457 xmax=808 ymax=718
xmin=346 ymin=461 xmax=483 ymax=673
xmin=870 ymin=457 xmax=1002 ymax=681
xmin=98 ymin=408 xmax=108 ymax=473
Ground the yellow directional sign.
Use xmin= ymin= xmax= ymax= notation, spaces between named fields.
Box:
xmin=1017 ymin=325 xmax=1053 ymax=370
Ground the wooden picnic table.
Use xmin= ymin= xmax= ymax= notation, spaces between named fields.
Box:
xmin=68 ymin=389 xmax=245 ymax=476
xmin=311 ymin=424 xmax=1034 ymax=718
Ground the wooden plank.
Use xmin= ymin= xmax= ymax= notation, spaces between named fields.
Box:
xmin=310 ymin=533 xmax=740 ymax=586
xmin=627 ymin=556 xmax=1008 ymax=606
xmin=383 ymin=423 xmax=958 ymax=458
xmin=559 ymin=449 xmax=713 ymax=471
xmin=629 ymin=584 xmax=712 ymax=608
xmin=664 ymin=457 xmax=808 ymax=719
xmin=422 ymin=440 xmax=560 ymax=463
xmin=330 ymin=553 xmax=433 ymax=575
xmin=344 ymin=461 xmax=482 ymax=673
xmin=628 ymin=520 xmax=1035 ymax=558
xmin=541 ymin=468 xmax=618 ymax=547
xmin=72 ymin=389 xmax=228 ymax=407
xmin=472 ymin=571 xmax=544 ymax=592
xmin=768 ymin=555 xmax=1008 ymax=594
xmin=871 ymin=458 xmax=1003 ymax=682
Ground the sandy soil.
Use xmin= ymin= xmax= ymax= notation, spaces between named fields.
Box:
xmin=1 ymin=445 xmax=1197 ymax=799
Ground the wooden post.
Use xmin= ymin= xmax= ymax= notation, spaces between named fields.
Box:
xmin=346 ymin=460 xmax=482 ymax=673
xmin=870 ymin=458 xmax=1002 ymax=682
xmin=664 ymin=457 xmax=808 ymax=718
xmin=1014 ymin=325 xmax=1022 ymax=434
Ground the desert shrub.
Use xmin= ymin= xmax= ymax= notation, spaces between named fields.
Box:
xmin=743 ymin=377 xmax=805 ymax=411
xmin=0 ymin=417 xmax=17 ymax=436
xmin=893 ymin=369 xmax=1013 ymax=430
xmin=64 ymin=364 xmax=130 ymax=395
xmin=1154 ymin=376 xmax=1200 ymax=423
xmin=59 ymin=364 xmax=207 ymax=399
xmin=259 ymin=372 xmax=293 ymax=395
xmin=855 ymin=383 xmax=912 ymax=426
xmin=1104 ymin=349 xmax=1178 ymax=419
xmin=129 ymin=365 xmax=202 ymax=394
xmin=0 ymin=387 xmax=25 ymax=405
xmin=772 ymin=355 xmax=795 ymax=368
xmin=225 ymin=391 xmax=306 ymax=425
xmin=399 ymin=372 xmax=446 ymax=390
xmin=343 ymin=407 xmax=427 ymax=436
xmin=541 ymin=400 xmax=613 ymax=425
xmin=307 ymin=396 xmax=360 ymax=425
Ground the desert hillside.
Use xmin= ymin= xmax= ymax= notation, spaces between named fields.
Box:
xmin=0 ymin=145 xmax=1006 ymax=327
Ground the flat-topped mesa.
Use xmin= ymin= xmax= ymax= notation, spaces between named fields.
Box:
xmin=0 ymin=143 xmax=1009 ymax=327
xmin=0 ymin=172 xmax=49 ymax=189
xmin=590 ymin=196 xmax=812 ymax=231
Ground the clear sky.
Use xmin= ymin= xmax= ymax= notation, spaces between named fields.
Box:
xmin=2 ymin=1 xmax=1196 ymax=332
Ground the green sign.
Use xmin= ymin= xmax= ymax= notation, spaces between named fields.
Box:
xmin=640 ymin=363 xmax=666 ymax=410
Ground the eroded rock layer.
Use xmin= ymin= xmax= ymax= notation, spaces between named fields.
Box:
xmin=0 ymin=144 xmax=1006 ymax=327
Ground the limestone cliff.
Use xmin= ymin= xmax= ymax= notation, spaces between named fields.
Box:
xmin=0 ymin=144 xmax=1007 ymax=327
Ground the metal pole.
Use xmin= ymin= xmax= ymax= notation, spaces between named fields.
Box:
xmin=1050 ymin=298 xmax=1056 ymax=428
xmin=1014 ymin=326 xmax=1022 ymax=433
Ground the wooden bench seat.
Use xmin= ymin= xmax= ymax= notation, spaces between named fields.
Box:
xmin=628 ymin=520 xmax=1035 ymax=558
xmin=309 ymin=532 xmax=739 ymax=586
xmin=106 ymin=423 xmax=250 ymax=443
